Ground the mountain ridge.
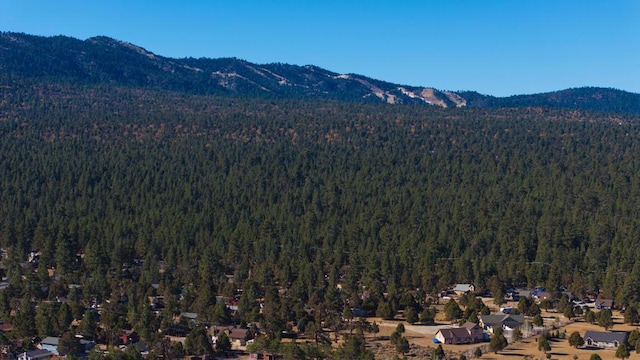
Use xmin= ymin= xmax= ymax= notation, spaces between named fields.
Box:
xmin=1 ymin=31 xmax=639 ymax=114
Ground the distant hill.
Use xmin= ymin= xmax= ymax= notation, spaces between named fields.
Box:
xmin=1 ymin=32 xmax=639 ymax=114
xmin=459 ymin=88 xmax=640 ymax=115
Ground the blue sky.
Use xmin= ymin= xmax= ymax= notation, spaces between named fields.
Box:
xmin=1 ymin=1 xmax=638 ymax=96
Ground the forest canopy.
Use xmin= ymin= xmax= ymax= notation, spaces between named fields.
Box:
xmin=1 ymin=78 xmax=640 ymax=311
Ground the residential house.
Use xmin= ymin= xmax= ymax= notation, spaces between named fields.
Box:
xmin=461 ymin=321 xmax=484 ymax=343
xmin=212 ymin=326 xmax=251 ymax=348
xmin=506 ymin=289 xmax=532 ymax=301
xmin=452 ymin=284 xmax=475 ymax=296
xmin=17 ymin=350 xmax=53 ymax=360
xmin=583 ymin=330 xmax=628 ymax=349
xmin=228 ymin=328 xmax=251 ymax=347
xmin=516 ymin=289 xmax=533 ymax=299
xmin=434 ymin=322 xmax=483 ymax=345
xmin=595 ymin=298 xmax=614 ymax=310
xmin=435 ymin=328 xmax=473 ymax=344
xmin=534 ymin=291 xmax=555 ymax=302
xmin=39 ymin=337 xmax=60 ymax=355
xmin=39 ymin=336 xmax=95 ymax=355
xmin=480 ymin=314 xmax=525 ymax=333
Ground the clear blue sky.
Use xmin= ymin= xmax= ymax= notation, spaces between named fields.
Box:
xmin=1 ymin=0 xmax=638 ymax=96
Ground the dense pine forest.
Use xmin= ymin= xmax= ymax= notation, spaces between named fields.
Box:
xmin=1 ymin=75 xmax=640 ymax=357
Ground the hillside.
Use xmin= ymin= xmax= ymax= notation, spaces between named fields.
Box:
xmin=1 ymin=80 xmax=640 ymax=301
xmin=2 ymin=32 xmax=640 ymax=359
xmin=1 ymin=31 xmax=639 ymax=113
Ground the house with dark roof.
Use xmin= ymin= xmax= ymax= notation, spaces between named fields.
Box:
xmin=435 ymin=327 xmax=473 ymax=344
xmin=595 ymin=298 xmax=614 ymax=310
xmin=434 ymin=322 xmax=484 ymax=344
xmin=515 ymin=289 xmax=533 ymax=300
xmin=213 ymin=326 xmax=251 ymax=347
xmin=583 ymin=330 xmax=627 ymax=349
xmin=534 ymin=291 xmax=555 ymax=301
xmin=461 ymin=321 xmax=484 ymax=343
xmin=228 ymin=328 xmax=251 ymax=346
xmin=17 ymin=349 xmax=54 ymax=360
xmin=480 ymin=314 xmax=525 ymax=333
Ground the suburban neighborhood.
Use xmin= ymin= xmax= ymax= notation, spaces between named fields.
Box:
xmin=0 ymin=249 xmax=637 ymax=360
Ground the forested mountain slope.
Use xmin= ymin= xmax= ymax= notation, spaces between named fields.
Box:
xmin=1 ymin=78 xmax=640 ymax=310
xmin=2 ymin=31 xmax=639 ymax=113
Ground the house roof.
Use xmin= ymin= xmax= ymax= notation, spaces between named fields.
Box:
xmin=452 ymin=284 xmax=473 ymax=293
xmin=180 ymin=312 xmax=198 ymax=320
xmin=132 ymin=342 xmax=149 ymax=353
xmin=21 ymin=349 xmax=54 ymax=360
xmin=480 ymin=314 xmax=525 ymax=327
xmin=584 ymin=331 xmax=627 ymax=344
xmin=595 ymin=298 xmax=613 ymax=308
xmin=436 ymin=328 xmax=471 ymax=339
xmin=229 ymin=328 xmax=249 ymax=340
xmin=40 ymin=337 xmax=59 ymax=346
xmin=461 ymin=321 xmax=481 ymax=330
xmin=40 ymin=336 xmax=93 ymax=346
xmin=516 ymin=289 xmax=533 ymax=297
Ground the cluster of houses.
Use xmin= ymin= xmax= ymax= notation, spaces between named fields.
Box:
xmin=13 ymin=323 xmax=254 ymax=360
xmin=434 ymin=283 xmax=629 ymax=354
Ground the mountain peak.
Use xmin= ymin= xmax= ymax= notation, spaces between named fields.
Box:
xmin=1 ymin=32 xmax=639 ymax=114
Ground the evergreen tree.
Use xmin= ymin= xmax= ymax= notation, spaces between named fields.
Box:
xmin=333 ymin=334 xmax=374 ymax=360
xmin=444 ymin=299 xmax=462 ymax=321
xmin=14 ymin=298 xmax=36 ymax=339
xmin=35 ymin=302 xmax=54 ymax=338
xmin=184 ymin=326 xmax=213 ymax=355
xmin=57 ymin=302 xmax=73 ymax=334
xmin=538 ymin=336 xmax=551 ymax=354
xmin=419 ymin=307 xmax=436 ymax=325
xmin=58 ymin=331 xmax=81 ymax=357
xmin=615 ymin=343 xmax=630 ymax=360
xmin=376 ymin=300 xmax=394 ymax=320
xmin=489 ymin=328 xmax=508 ymax=353
xmin=597 ymin=309 xmax=614 ymax=330
xmin=627 ymin=329 xmax=639 ymax=350
xmin=623 ymin=305 xmax=639 ymax=325
xmin=404 ymin=307 xmax=418 ymax=324
xmin=215 ymin=332 xmax=232 ymax=353
xmin=432 ymin=344 xmax=445 ymax=360
xmin=568 ymin=331 xmax=584 ymax=348
xmin=395 ymin=336 xmax=409 ymax=356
